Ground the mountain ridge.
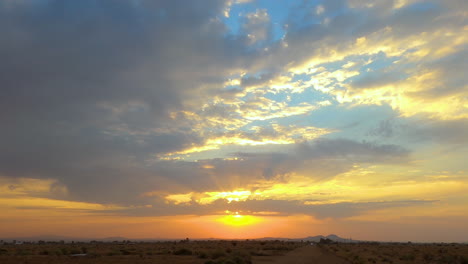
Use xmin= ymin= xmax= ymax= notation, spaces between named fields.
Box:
xmin=0 ymin=234 xmax=357 ymax=243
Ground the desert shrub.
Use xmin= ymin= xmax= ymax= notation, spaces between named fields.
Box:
xmin=173 ymin=248 xmax=192 ymax=255
xmin=423 ymin=253 xmax=434 ymax=261
xmin=106 ymin=250 xmax=121 ymax=256
xmin=460 ymin=256 xmax=468 ymax=264
xmin=16 ymin=249 xmax=32 ymax=256
xmin=0 ymin=248 xmax=8 ymax=255
xmin=60 ymin=248 xmax=68 ymax=255
xmin=87 ymin=252 xmax=101 ymax=257
xmin=400 ymin=254 xmax=415 ymax=261
xmin=380 ymin=256 xmax=391 ymax=263
xmin=120 ymin=249 xmax=132 ymax=255
xmin=70 ymin=249 xmax=81 ymax=254
xmin=249 ymin=250 xmax=269 ymax=256
xmin=439 ymin=248 xmax=448 ymax=254
xmin=438 ymin=254 xmax=457 ymax=264
xmin=211 ymin=249 xmax=226 ymax=259
xmin=39 ymin=250 xmax=49 ymax=255
xmin=198 ymin=251 xmax=208 ymax=258
xmin=351 ymin=254 xmax=365 ymax=264
xmin=230 ymin=254 xmax=252 ymax=264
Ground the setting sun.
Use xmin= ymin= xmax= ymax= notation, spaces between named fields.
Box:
xmin=217 ymin=212 xmax=261 ymax=227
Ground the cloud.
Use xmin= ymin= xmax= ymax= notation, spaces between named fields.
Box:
xmin=0 ymin=0 xmax=247 ymax=204
xmin=231 ymin=1 xmax=467 ymax=119
xmin=367 ymin=116 xmax=468 ymax=146
xmin=110 ymin=197 xmax=436 ymax=219
xmin=350 ymin=71 xmax=404 ymax=90
xmin=65 ymin=138 xmax=409 ymax=204
xmin=405 ymin=118 xmax=468 ymax=145
xmin=367 ymin=119 xmax=397 ymax=138
xmin=241 ymin=9 xmax=271 ymax=46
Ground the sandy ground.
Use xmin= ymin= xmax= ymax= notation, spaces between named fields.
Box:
xmin=253 ymin=245 xmax=350 ymax=264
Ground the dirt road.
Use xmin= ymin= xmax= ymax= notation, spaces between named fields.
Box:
xmin=253 ymin=245 xmax=350 ymax=264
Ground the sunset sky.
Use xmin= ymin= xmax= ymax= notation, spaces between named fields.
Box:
xmin=1 ymin=0 xmax=467 ymax=242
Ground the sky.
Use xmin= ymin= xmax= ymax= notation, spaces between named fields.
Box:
xmin=0 ymin=0 xmax=467 ymax=242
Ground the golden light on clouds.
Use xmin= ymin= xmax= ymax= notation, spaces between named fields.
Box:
xmin=165 ymin=189 xmax=255 ymax=205
xmin=159 ymin=124 xmax=333 ymax=160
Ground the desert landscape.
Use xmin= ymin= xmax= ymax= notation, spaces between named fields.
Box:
xmin=0 ymin=239 xmax=301 ymax=264
xmin=1 ymin=239 xmax=468 ymax=264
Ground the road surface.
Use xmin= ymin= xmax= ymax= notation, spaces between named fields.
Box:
xmin=253 ymin=245 xmax=350 ymax=264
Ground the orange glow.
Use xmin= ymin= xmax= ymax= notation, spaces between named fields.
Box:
xmin=217 ymin=212 xmax=261 ymax=227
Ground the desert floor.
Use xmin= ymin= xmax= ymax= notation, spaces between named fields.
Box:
xmin=1 ymin=240 xmax=468 ymax=264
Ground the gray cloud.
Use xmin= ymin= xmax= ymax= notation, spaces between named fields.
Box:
xmin=409 ymin=48 xmax=468 ymax=99
xmin=45 ymin=138 xmax=409 ymax=205
xmin=367 ymin=119 xmax=398 ymax=138
xmin=404 ymin=118 xmax=468 ymax=145
xmin=0 ymin=0 xmax=243 ymax=203
xmin=240 ymin=8 xmax=272 ymax=46
xmin=350 ymin=71 xmax=404 ymax=90
xmin=107 ymin=198 xmax=436 ymax=219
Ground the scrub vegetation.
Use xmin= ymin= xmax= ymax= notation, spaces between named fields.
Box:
xmin=2 ymin=240 xmax=468 ymax=264
xmin=320 ymin=242 xmax=468 ymax=264
xmin=0 ymin=240 xmax=304 ymax=264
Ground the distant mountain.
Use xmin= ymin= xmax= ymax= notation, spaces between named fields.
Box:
xmin=99 ymin=237 xmax=130 ymax=242
xmin=0 ymin=235 xmax=139 ymax=243
xmin=1 ymin=234 xmax=358 ymax=243
xmin=257 ymin=234 xmax=358 ymax=243
xmin=0 ymin=235 xmax=89 ymax=242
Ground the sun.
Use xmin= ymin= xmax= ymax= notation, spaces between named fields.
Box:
xmin=217 ymin=211 xmax=261 ymax=227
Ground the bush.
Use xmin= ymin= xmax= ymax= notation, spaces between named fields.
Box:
xmin=198 ymin=251 xmax=208 ymax=259
xmin=460 ymin=256 xmax=468 ymax=264
xmin=438 ymin=255 xmax=457 ymax=264
xmin=173 ymin=248 xmax=192 ymax=255
xmin=70 ymin=249 xmax=81 ymax=254
xmin=120 ymin=249 xmax=132 ymax=255
xmin=60 ymin=248 xmax=68 ymax=255
xmin=423 ymin=253 xmax=434 ymax=261
xmin=399 ymin=254 xmax=415 ymax=261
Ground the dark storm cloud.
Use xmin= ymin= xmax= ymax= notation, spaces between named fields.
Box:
xmin=0 ymin=0 xmax=244 ymax=202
